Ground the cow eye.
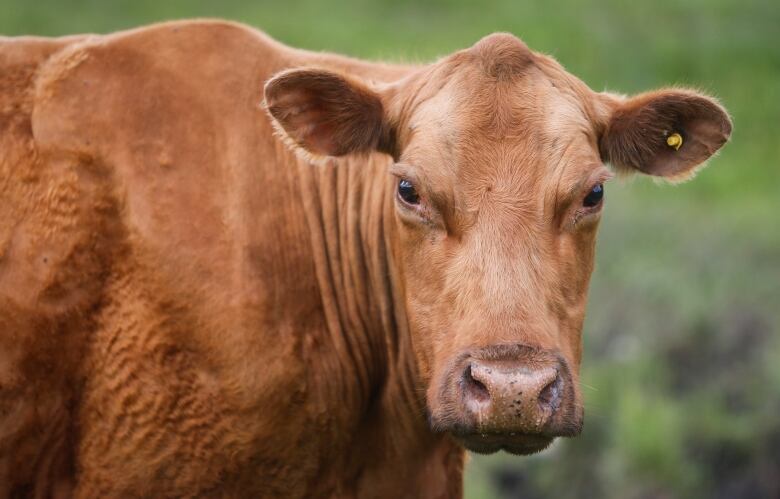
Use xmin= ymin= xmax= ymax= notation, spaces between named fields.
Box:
xmin=583 ymin=183 xmax=604 ymax=208
xmin=397 ymin=179 xmax=420 ymax=205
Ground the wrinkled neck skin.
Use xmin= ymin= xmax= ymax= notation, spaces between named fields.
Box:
xmin=293 ymin=154 xmax=463 ymax=497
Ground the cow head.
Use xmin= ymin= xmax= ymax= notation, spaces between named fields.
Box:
xmin=264 ymin=34 xmax=731 ymax=455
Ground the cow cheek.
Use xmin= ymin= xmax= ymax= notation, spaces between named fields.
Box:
xmin=401 ymin=249 xmax=454 ymax=402
xmin=406 ymin=294 xmax=438 ymax=384
xmin=398 ymin=253 xmax=440 ymax=379
xmin=552 ymin=231 xmax=598 ymax=369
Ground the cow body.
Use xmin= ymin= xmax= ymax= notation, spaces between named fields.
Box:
xmin=0 ymin=20 xmax=731 ymax=498
xmin=0 ymin=21 xmax=452 ymax=498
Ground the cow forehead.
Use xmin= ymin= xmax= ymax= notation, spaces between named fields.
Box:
xmin=401 ymin=51 xmax=599 ymax=205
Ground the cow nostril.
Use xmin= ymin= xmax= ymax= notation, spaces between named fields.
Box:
xmin=538 ymin=373 xmax=562 ymax=411
xmin=463 ymin=364 xmax=490 ymax=403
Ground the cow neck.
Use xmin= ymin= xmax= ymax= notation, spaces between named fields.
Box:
xmin=293 ymin=151 xmax=429 ymax=434
xmin=286 ymin=53 xmax=460 ymax=490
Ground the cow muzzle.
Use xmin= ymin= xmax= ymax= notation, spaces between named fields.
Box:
xmin=429 ymin=344 xmax=583 ymax=455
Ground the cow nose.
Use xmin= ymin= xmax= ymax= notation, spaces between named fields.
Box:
xmin=463 ymin=359 xmax=563 ymax=432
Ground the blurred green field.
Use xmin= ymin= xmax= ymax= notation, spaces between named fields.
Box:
xmin=3 ymin=1 xmax=778 ymax=497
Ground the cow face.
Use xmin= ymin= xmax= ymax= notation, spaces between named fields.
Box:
xmin=265 ymin=33 xmax=731 ymax=454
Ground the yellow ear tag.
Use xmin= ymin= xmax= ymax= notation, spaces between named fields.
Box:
xmin=666 ymin=132 xmax=683 ymax=151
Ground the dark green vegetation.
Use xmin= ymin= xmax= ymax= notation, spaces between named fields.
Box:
xmin=2 ymin=1 xmax=777 ymax=497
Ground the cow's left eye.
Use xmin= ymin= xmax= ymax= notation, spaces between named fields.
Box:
xmin=583 ymin=183 xmax=604 ymax=208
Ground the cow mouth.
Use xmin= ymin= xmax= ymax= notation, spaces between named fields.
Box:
xmin=453 ymin=432 xmax=554 ymax=455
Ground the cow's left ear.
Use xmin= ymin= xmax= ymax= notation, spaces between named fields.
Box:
xmin=599 ymin=89 xmax=732 ymax=181
xmin=264 ymin=68 xmax=395 ymax=159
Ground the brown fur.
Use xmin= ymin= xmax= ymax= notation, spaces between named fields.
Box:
xmin=0 ymin=21 xmax=730 ymax=497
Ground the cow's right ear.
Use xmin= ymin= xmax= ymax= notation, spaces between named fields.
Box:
xmin=264 ymin=68 xmax=394 ymax=159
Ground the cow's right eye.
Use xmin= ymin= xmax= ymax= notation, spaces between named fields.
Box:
xmin=397 ymin=179 xmax=420 ymax=205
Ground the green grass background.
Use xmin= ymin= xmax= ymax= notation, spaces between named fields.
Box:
xmin=3 ymin=1 xmax=778 ymax=497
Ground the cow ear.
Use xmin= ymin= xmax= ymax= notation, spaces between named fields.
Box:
xmin=264 ymin=68 xmax=394 ymax=158
xmin=599 ymin=89 xmax=732 ymax=181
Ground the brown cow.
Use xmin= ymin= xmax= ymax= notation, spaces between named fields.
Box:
xmin=0 ymin=20 xmax=730 ymax=498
